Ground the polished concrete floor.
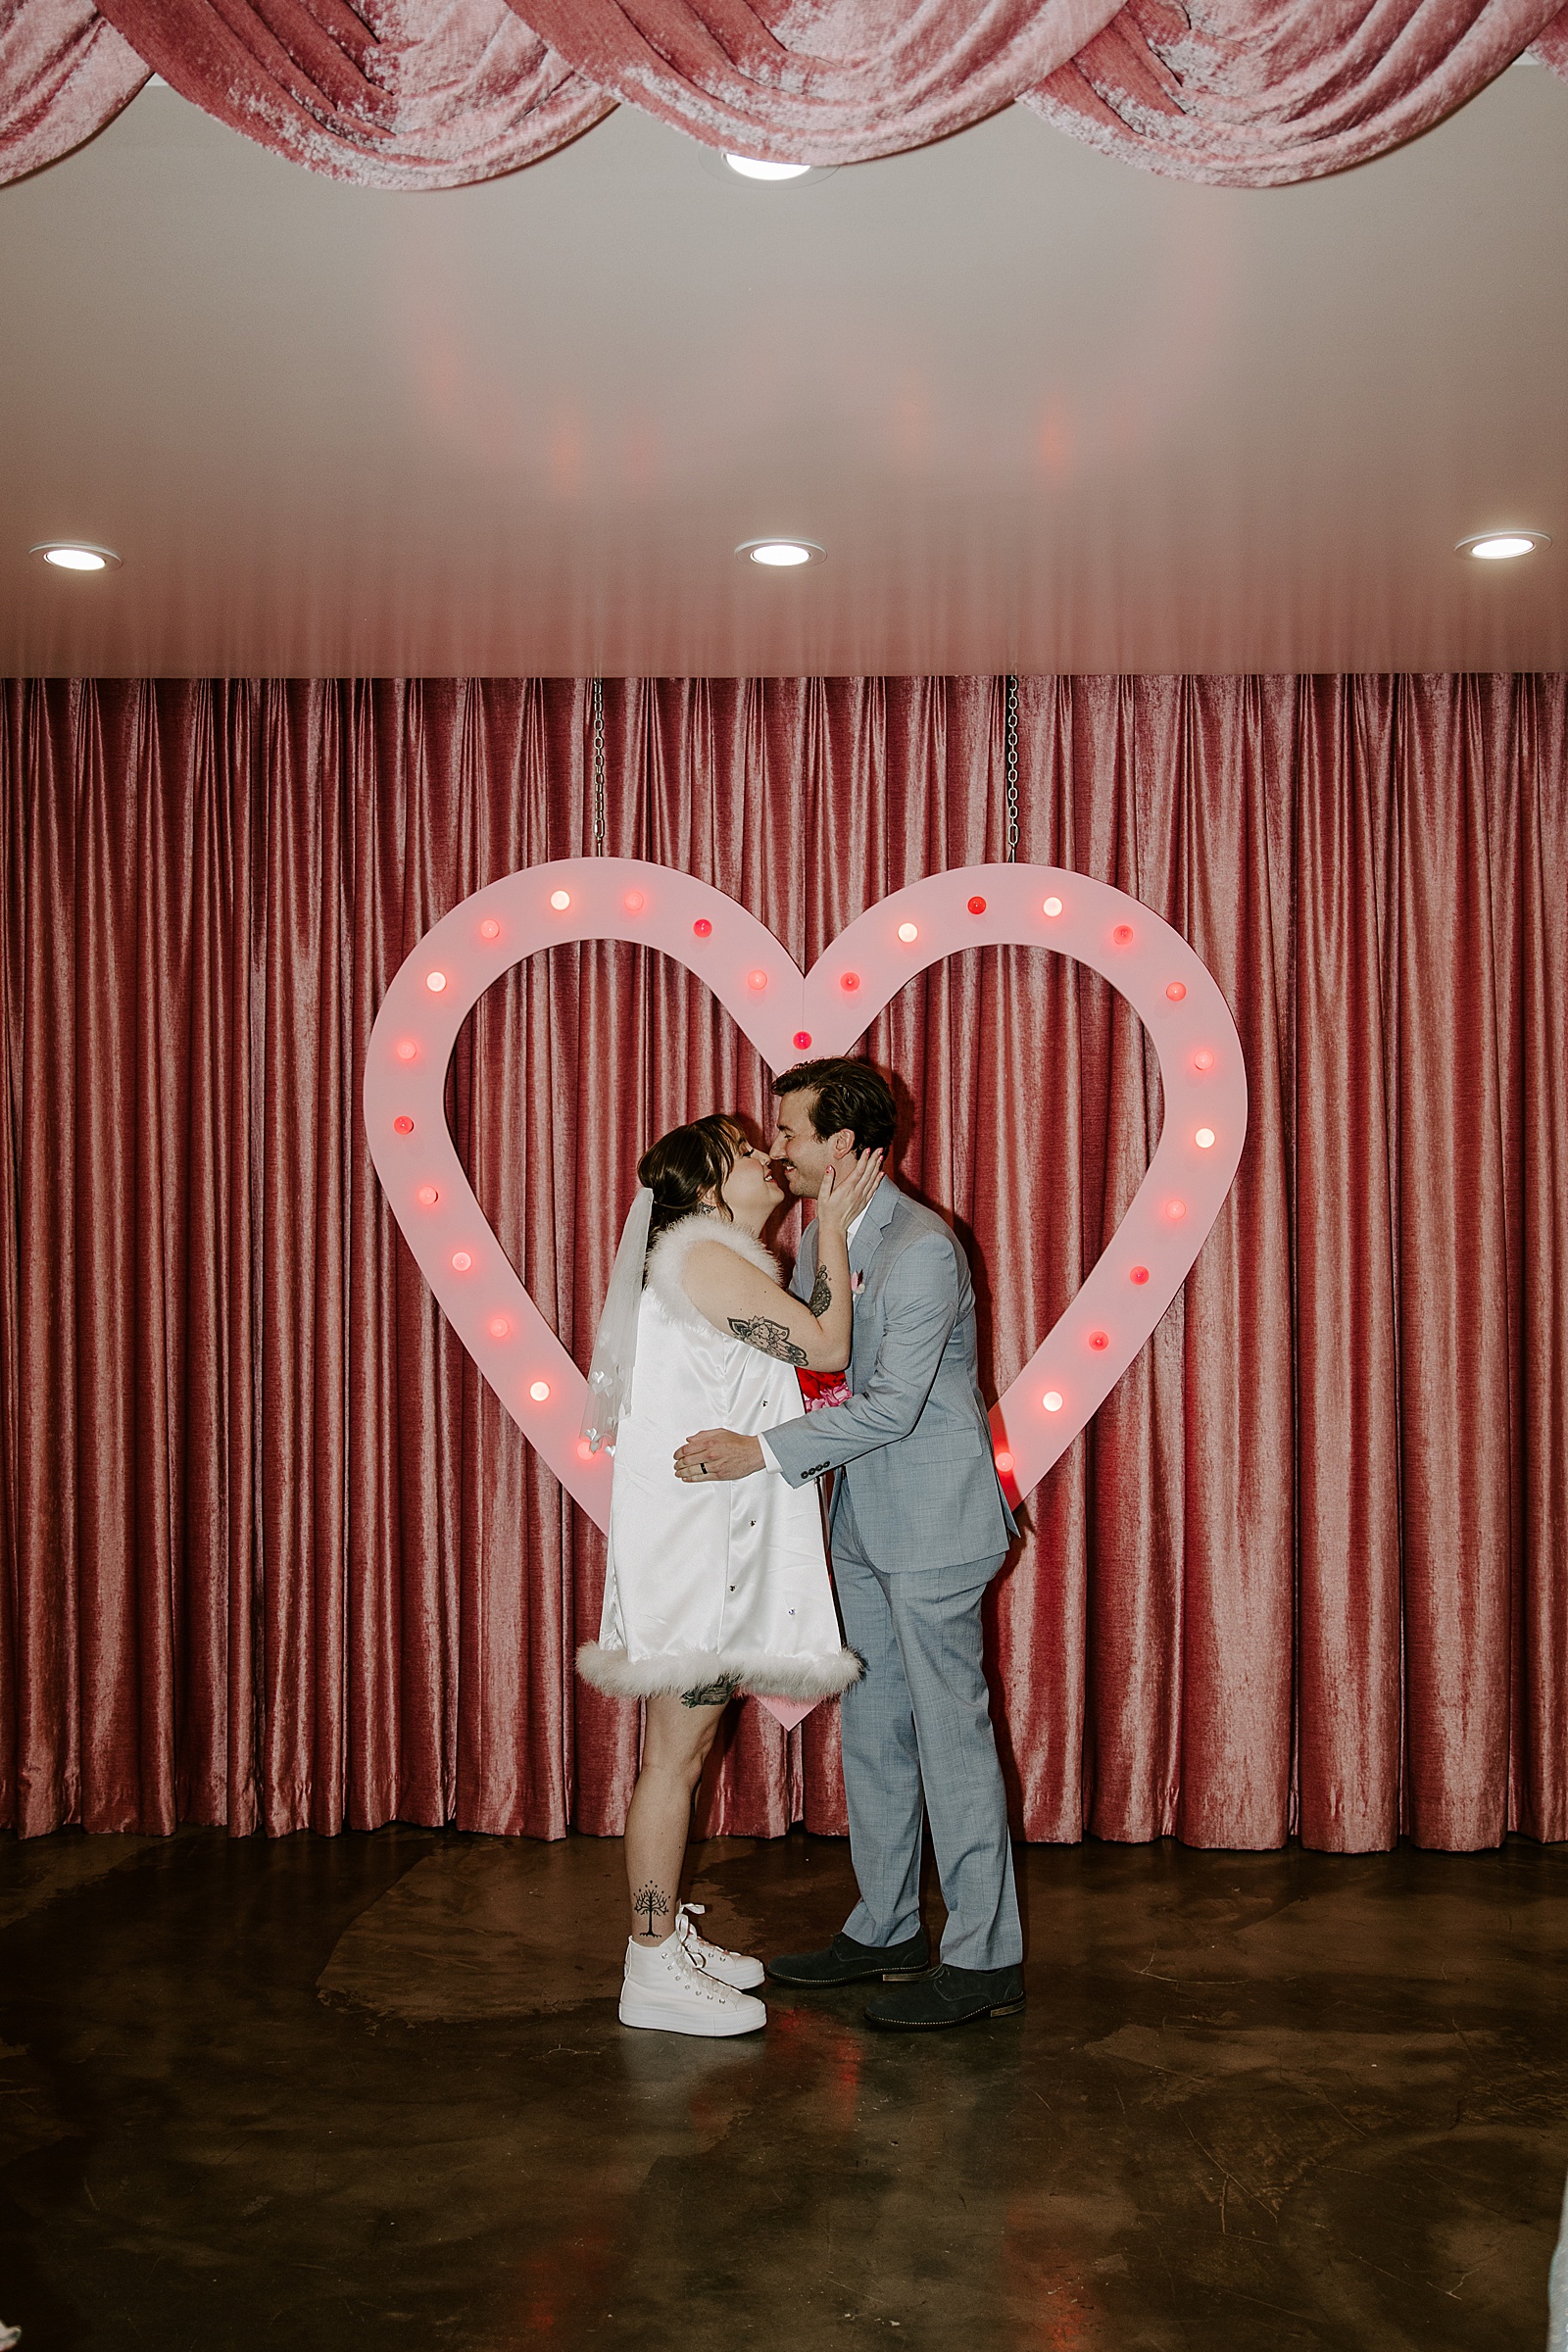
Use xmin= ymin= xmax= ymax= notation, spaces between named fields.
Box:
xmin=0 ymin=1826 xmax=1564 ymax=2351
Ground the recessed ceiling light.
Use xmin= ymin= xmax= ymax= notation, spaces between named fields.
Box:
xmin=736 ymin=538 xmax=824 ymax=567
xmin=724 ymin=155 xmax=811 ymax=181
xmin=30 ymin=541 xmax=122 ymax=571
xmin=1454 ymin=530 xmax=1551 ymax=561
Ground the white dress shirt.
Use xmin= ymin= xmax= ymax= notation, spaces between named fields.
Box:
xmin=756 ymin=1202 xmax=869 ymax=1475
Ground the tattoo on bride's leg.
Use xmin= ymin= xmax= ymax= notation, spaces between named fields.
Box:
xmin=633 ymin=1883 xmax=669 ymax=1938
xmin=681 ymin=1675 xmax=739 ymax=1708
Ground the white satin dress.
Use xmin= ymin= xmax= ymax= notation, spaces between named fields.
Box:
xmin=576 ymin=1217 xmax=860 ymax=1703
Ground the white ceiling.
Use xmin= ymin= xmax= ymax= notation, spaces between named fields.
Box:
xmin=1 ymin=63 xmax=1564 ymax=677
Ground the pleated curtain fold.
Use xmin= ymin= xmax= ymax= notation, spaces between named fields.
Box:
xmin=1 ymin=675 xmax=1565 ymax=1854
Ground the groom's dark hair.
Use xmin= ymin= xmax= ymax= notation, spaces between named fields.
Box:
xmin=772 ymin=1058 xmax=897 ymax=1156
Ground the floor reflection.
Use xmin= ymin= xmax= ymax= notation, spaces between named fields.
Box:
xmin=0 ymin=1828 xmax=1562 ymax=2351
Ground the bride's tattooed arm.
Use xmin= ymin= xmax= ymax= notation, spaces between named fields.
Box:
xmin=727 ymin=1315 xmax=808 ymax=1365
xmin=678 ymin=1151 xmax=879 ymax=1377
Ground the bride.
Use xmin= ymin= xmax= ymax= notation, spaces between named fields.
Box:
xmin=577 ymin=1112 xmax=882 ymax=2038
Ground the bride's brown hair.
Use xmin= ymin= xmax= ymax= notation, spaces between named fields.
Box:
xmin=638 ymin=1114 xmax=743 ymax=1248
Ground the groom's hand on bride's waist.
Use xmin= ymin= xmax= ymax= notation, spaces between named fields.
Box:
xmin=674 ymin=1429 xmax=764 ymax=1483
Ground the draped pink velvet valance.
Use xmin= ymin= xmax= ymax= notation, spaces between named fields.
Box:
xmin=3 ymin=0 xmax=1566 ymax=192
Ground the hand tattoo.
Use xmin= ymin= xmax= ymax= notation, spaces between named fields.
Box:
xmin=728 ymin=1315 xmax=808 ymax=1365
xmin=808 ymin=1267 xmax=832 ymax=1318
xmin=633 ymin=1882 xmax=670 ymax=1937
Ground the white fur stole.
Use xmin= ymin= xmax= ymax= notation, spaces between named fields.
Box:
xmin=645 ymin=1215 xmax=783 ymax=1336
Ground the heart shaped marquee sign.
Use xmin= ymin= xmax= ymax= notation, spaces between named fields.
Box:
xmin=365 ymin=859 xmax=1246 ymax=1683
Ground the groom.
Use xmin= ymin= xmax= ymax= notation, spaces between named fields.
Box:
xmin=674 ymin=1056 xmax=1024 ymax=2030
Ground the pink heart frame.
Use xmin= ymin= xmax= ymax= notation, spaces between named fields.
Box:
xmin=365 ymin=860 xmax=1246 ymax=1718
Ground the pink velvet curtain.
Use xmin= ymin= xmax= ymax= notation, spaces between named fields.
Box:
xmin=1 ymin=675 xmax=1565 ymax=1855
xmin=0 ymin=0 xmax=146 ymax=179
xmin=3 ymin=0 xmax=1567 ymax=190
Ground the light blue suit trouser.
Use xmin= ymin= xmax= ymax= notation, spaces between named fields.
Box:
xmin=831 ymin=1489 xmax=1023 ymax=1972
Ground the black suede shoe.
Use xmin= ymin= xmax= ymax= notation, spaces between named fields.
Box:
xmin=766 ymin=1929 xmax=931 ymax=1988
xmin=863 ymin=1961 xmax=1025 ymax=2029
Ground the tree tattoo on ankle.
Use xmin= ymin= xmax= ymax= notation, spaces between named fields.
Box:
xmin=633 ymin=1883 xmax=669 ymax=1938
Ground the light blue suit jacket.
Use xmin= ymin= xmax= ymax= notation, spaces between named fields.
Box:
xmin=762 ymin=1179 xmax=1016 ymax=1573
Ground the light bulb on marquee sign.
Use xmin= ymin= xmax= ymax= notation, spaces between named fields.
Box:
xmin=365 ymin=858 xmax=1248 ymax=1713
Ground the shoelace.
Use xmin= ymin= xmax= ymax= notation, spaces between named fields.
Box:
xmin=676 ymin=1903 xmax=746 ymax=1979
xmin=659 ymin=1934 xmax=739 ymax=2003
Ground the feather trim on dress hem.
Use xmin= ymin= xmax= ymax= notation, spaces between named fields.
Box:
xmin=576 ymin=1641 xmax=862 ymax=1700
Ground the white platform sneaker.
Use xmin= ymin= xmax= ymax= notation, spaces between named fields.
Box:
xmin=675 ymin=1902 xmax=766 ymax=1990
xmin=618 ymin=1934 xmax=767 ymax=2037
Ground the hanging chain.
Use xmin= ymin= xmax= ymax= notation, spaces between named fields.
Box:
xmin=1004 ymin=672 xmax=1020 ymax=861
xmin=591 ymin=676 xmax=606 ymax=853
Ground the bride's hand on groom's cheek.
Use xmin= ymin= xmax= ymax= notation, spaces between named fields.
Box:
xmin=821 ymin=1148 xmax=883 ymax=1224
